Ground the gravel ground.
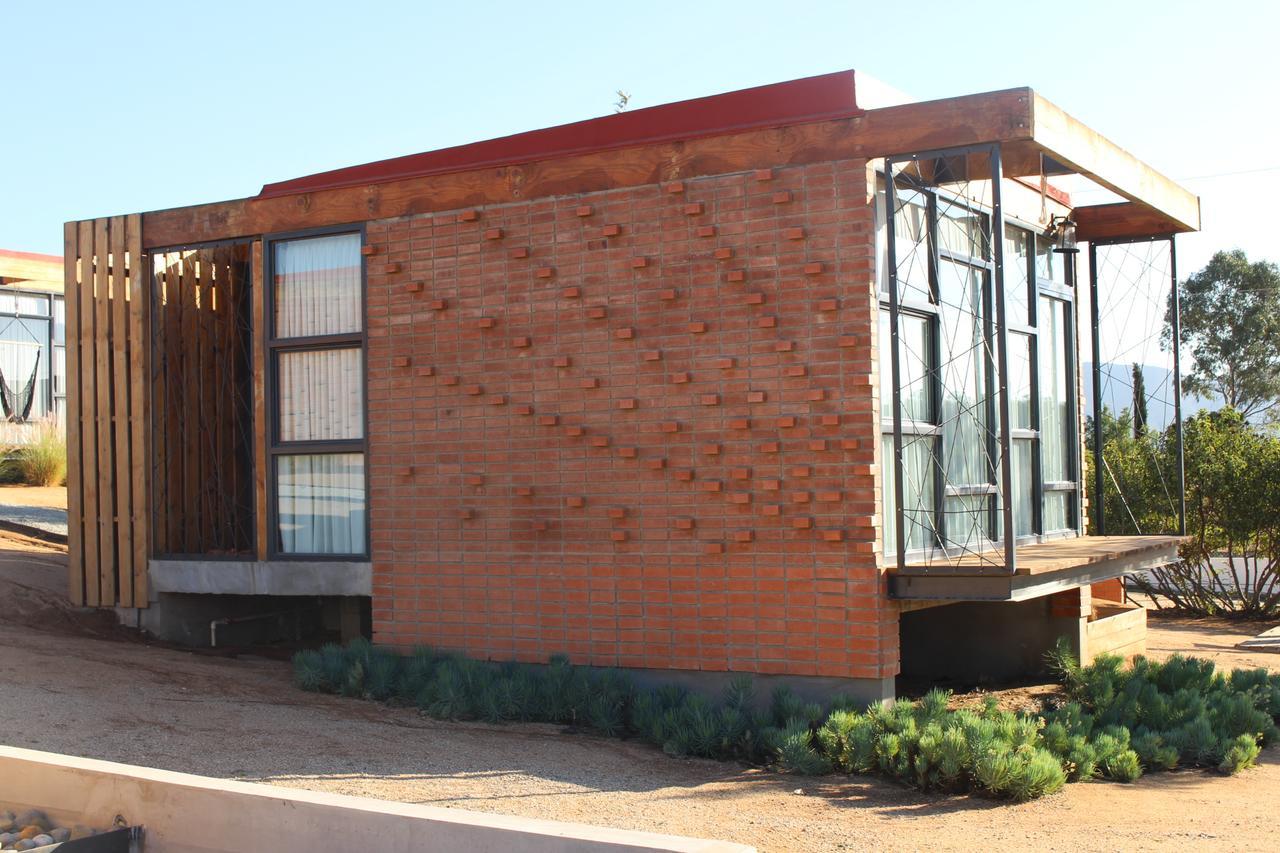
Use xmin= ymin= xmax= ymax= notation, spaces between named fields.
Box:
xmin=0 ymin=531 xmax=1277 ymax=852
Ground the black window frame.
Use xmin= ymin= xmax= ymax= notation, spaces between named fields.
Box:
xmin=263 ymin=223 xmax=370 ymax=561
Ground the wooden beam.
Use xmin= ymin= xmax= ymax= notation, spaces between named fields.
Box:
xmin=1031 ymin=93 xmax=1199 ymax=234
xmin=0 ymin=254 xmax=62 ymax=284
xmin=127 ymin=214 xmax=150 ymax=605
xmin=252 ymin=241 xmax=268 ymax=560
xmin=110 ymin=216 xmax=133 ymax=608
xmin=64 ymin=224 xmax=84 ymax=606
xmin=77 ymin=220 xmax=99 ymax=607
xmin=1074 ymin=201 xmax=1186 ymax=242
xmin=140 ymin=89 xmax=1035 ymax=248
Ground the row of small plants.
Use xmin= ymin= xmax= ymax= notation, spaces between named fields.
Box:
xmin=292 ymin=638 xmax=1279 ymax=801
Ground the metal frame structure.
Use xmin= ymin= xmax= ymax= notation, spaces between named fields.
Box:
xmin=884 ymin=143 xmax=1017 ymax=574
xmin=1087 ymin=234 xmax=1187 ymax=536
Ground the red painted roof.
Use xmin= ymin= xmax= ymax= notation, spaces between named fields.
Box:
xmin=257 ymin=70 xmax=865 ymax=199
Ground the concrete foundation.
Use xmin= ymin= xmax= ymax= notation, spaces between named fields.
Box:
xmin=116 ymin=593 xmax=369 ymax=647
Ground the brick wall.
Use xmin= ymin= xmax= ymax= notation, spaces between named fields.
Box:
xmin=364 ymin=156 xmax=898 ymax=681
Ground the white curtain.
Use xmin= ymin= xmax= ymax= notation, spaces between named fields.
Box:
xmin=278 ymin=348 xmax=363 ymax=441
xmin=274 ymin=234 xmax=362 ymax=338
xmin=277 ymin=453 xmax=366 ymax=554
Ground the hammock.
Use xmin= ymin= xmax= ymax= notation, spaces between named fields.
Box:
xmin=0 ymin=349 xmax=40 ymax=423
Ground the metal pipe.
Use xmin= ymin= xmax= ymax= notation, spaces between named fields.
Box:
xmin=990 ymin=145 xmax=1016 ymax=574
xmin=1089 ymin=242 xmax=1105 ymax=535
xmin=1169 ymin=236 xmax=1187 ymax=536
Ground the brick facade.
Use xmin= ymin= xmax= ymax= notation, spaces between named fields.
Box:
xmin=364 ymin=157 xmax=898 ymax=681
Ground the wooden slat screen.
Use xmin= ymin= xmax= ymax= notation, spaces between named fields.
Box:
xmin=64 ymin=215 xmax=149 ymax=607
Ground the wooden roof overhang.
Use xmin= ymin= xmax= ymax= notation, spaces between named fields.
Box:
xmin=130 ymin=74 xmax=1197 ymax=250
xmin=888 ymin=535 xmax=1185 ymax=602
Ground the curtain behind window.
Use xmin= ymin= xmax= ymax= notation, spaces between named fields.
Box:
xmin=277 ymin=453 xmax=366 ymax=555
xmin=274 ymin=234 xmax=362 ymax=338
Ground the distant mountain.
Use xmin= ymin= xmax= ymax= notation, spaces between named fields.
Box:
xmin=1083 ymin=362 xmax=1223 ymax=430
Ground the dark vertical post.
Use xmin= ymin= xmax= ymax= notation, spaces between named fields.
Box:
xmin=1089 ymin=242 xmax=1105 ymax=535
xmin=989 ymin=145 xmax=1015 ymax=573
xmin=1169 ymin=236 xmax=1186 ymax=536
xmin=884 ymin=160 xmax=908 ymax=570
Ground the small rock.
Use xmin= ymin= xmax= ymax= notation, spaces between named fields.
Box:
xmin=49 ymin=827 xmax=71 ymax=843
xmin=14 ymin=840 xmax=37 ymax=852
xmin=19 ymin=825 xmax=43 ymax=840
xmin=0 ymin=831 xmax=18 ymax=846
xmin=792 ymin=787 xmax=804 ymax=795
xmin=13 ymin=811 xmax=49 ymax=831
xmin=31 ymin=834 xmax=54 ymax=847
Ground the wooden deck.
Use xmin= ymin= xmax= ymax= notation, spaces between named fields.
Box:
xmin=898 ymin=534 xmax=1185 ymax=577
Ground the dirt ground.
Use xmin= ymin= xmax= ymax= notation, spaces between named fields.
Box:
xmin=0 ymin=485 xmax=67 ymax=510
xmin=1 ymin=531 xmax=1277 ymax=852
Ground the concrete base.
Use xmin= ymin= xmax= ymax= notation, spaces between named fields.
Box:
xmin=0 ymin=745 xmax=751 ymax=853
xmin=898 ymin=597 xmax=1083 ymax=685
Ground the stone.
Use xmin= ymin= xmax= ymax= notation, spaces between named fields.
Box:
xmin=14 ymin=840 xmax=37 ymax=852
xmin=31 ymin=835 xmax=54 ymax=847
xmin=14 ymin=810 xmax=49 ymax=831
xmin=19 ymin=825 xmax=42 ymax=839
xmin=0 ymin=832 xmax=18 ymax=846
xmin=49 ymin=827 xmax=71 ymax=842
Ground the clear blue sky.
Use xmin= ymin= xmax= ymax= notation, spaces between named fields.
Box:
xmin=3 ymin=0 xmax=1275 ymax=275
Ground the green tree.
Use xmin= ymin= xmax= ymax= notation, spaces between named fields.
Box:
xmin=1169 ymin=250 xmax=1280 ymax=419
xmin=1132 ymin=363 xmax=1147 ymax=438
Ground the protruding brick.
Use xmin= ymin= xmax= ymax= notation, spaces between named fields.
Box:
xmin=761 ymin=479 xmax=781 ymax=490
xmin=384 ymin=262 xmax=401 ymax=274
xmin=746 ymin=391 xmax=766 ymax=403
xmin=608 ymin=506 xmax=627 ymax=519
xmin=477 ymin=317 xmax=496 ymax=329
xmin=791 ymin=491 xmax=812 ymax=504
xmin=661 ymin=421 xmax=680 ymax=433
xmin=818 ymin=298 xmax=839 ymax=311
xmin=704 ymin=542 xmax=725 ymax=555
xmin=728 ymin=492 xmax=751 ymax=504
xmin=429 ymin=298 xmax=448 ymax=310
xmin=580 ymin=377 xmax=600 ymax=389
xmin=565 ymin=425 xmax=584 ymax=437
xmin=615 ymin=327 xmax=635 ymax=340
xmin=515 ymin=486 xmax=534 ymax=496
xmin=647 ymin=457 xmax=666 ymax=469
xmin=587 ymin=306 xmax=607 ymax=319
xmin=630 ymin=257 xmax=649 ymax=269
xmin=822 ymin=529 xmax=846 ymax=542
xmin=775 ymin=340 xmax=795 ymax=352
xmin=416 ymin=366 xmax=435 ymax=377
xmin=688 ymin=321 xmax=708 ymax=334
xmin=726 ymin=269 xmax=746 ymax=282
xmin=701 ymin=480 xmax=722 ymax=493
xmin=575 ymin=205 xmax=594 ymax=217
xmin=511 ymin=246 xmax=530 ymax=259
xmin=785 ymin=365 xmax=807 ymax=377
xmin=790 ymin=466 xmax=811 ymax=478
xmin=611 ymin=530 xmax=629 ymax=542
xmin=702 ymin=443 xmax=721 ymax=455
xmin=536 ymin=267 xmax=554 ymax=278
xmin=700 ymin=394 xmax=720 ymax=406
xmin=489 ymin=394 xmax=507 ymax=405
xmin=554 ymin=355 xmax=572 ymax=368
xmin=671 ymin=372 xmax=691 ymax=384
xmin=512 ymin=336 xmax=531 ymax=348
xmin=777 ymin=416 xmax=797 ymax=428
xmin=666 ymin=181 xmax=686 ymax=194
xmin=561 ymin=286 xmax=581 ymax=298
xmin=591 ymin=435 xmax=610 ymax=448
xmin=792 ymin=516 xmax=813 ymax=529
xmin=566 ymin=496 xmax=585 ymax=508
xmin=406 ymin=281 xmax=424 ymax=293
xmin=466 ymin=474 xmax=485 ymax=486
xmin=744 ymin=292 xmax=765 ymax=305
xmin=730 ymin=467 xmax=751 ymax=480
xmin=806 ymin=389 xmax=826 ymax=401
xmin=392 ymin=356 xmax=411 ymax=368
xmin=772 ymin=191 xmax=793 ymax=204
xmin=818 ymin=491 xmax=843 ymax=503
xmin=683 ymin=202 xmax=705 ymax=216
xmin=460 ymin=508 xmax=475 ymax=520
xmin=465 ymin=384 xmax=483 ymax=395
xmin=760 ymin=441 xmax=780 ymax=453
xmin=642 ymin=350 xmax=662 ymax=361
xmin=713 ymin=357 xmax=735 ymax=369
xmin=713 ymin=247 xmax=733 ymax=260
xmin=441 ymin=375 xmax=459 ymax=386
xmin=396 ymin=465 xmax=414 ymax=477
xmin=754 ymin=168 xmax=774 ymax=181
xmin=617 ymin=446 xmax=637 ymax=458
xmin=729 ymin=417 xmax=750 ymax=430
xmin=674 ymin=517 xmax=695 ymax=530
xmin=484 ymin=227 xmax=504 ymax=240
xmin=696 ymin=225 xmax=716 ymax=238
xmin=808 ymin=439 xmax=829 ymax=451
xmin=659 ymin=288 xmax=679 ymax=300
xmin=514 ymin=404 xmax=533 ymax=415
xmin=538 ymin=414 xmax=559 ymax=426
xmin=784 ymin=227 xmax=805 ymax=240
xmin=734 ymin=530 xmax=754 ymax=543
xmin=762 ymin=503 xmax=782 ymax=516
xmin=757 ymin=316 xmax=777 ymax=328
xmin=839 ymin=335 xmax=861 ymax=348
xmin=360 ymin=245 xmax=378 ymax=256
xmin=803 ymin=262 xmax=824 ymax=275
xmin=601 ymin=224 xmax=622 ymax=237
xmin=821 ymin=414 xmax=840 ymax=426
xmin=618 ymin=398 xmax=638 ymax=410
xmin=674 ymin=469 xmax=694 ymax=481
xmin=458 ymin=209 xmax=480 ymax=222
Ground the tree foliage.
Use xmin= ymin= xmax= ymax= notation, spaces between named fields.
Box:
xmin=1170 ymin=250 xmax=1280 ymax=419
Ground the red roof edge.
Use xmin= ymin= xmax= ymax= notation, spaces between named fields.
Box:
xmin=0 ymin=248 xmax=62 ymax=264
xmin=257 ymin=70 xmax=864 ymax=200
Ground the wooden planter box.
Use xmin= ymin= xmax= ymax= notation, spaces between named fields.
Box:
xmin=1084 ymin=601 xmax=1147 ymax=662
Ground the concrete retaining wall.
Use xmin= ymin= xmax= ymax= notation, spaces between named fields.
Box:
xmin=0 ymin=746 xmax=751 ymax=853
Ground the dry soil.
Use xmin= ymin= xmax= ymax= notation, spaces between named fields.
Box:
xmin=0 ymin=530 xmax=1276 ymax=852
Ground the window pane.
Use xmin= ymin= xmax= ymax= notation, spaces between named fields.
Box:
xmin=274 ymin=233 xmax=362 ymax=338
xmin=944 ymin=493 xmax=992 ymax=551
xmin=1040 ymin=297 xmax=1071 ymax=483
xmin=1011 ymin=438 xmax=1035 ymax=538
xmin=938 ymin=260 xmax=988 ymax=487
xmin=879 ymin=310 xmax=932 ymax=424
xmin=277 ymin=347 xmax=364 ymax=442
xmin=938 ymin=204 xmax=987 ymax=260
xmin=1009 ymin=332 xmax=1033 ymax=430
xmin=1035 ymin=234 xmax=1066 ymax=285
xmin=882 ymin=434 xmax=936 ymax=556
xmin=277 ymin=453 xmax=366 ymax=554
xmin=1044 ymin=491 xmax=1072 ymax=532
xmin=1003 ymin=225 xmax=1032 ymax=325
xmin=891 ymin=189 xmax=931 ymax=304
xmin=53 ymin=297 xmax=65 ymax=345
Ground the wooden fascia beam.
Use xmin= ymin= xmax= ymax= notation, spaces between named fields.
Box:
xmin=138 ymin=89 xmax=1037 ymax=249
xmin=1030 ymin=93 xmax=1200 ymax=234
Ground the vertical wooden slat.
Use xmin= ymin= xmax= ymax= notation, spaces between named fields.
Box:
xmin=252 ymin=240 xmax=268 ymax=560
xmin=181 ymin=252 xmax=199 ymax=553
xmin=151 ymin=256 xmax=168 ymax=555
xmin=127 ymin=215 xmax=149 ymax=603
xmin=94 ymin=217 xmax=116 ymax=607
xmin=110 ymin=216 xmax=133 ymax=608
xmin=78 ymin=220 xmax=101 ymax=607
xmin=64 ymin=223 xmax=85 ymax=606
xmin=165 ymin=253 xmax=184 ymax=552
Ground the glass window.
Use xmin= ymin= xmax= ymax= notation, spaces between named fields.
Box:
xmin=269 ymin=231 xmax=366 ymax=557
xmin=892 ymin=190 xmax=931 ymax=304
xmin=1035 ymin=234 xmax=1066 ymax=285
xmin=1009 ymin=332 xmax=1033 ymax=431
xmin=937 ymin=261 xmax=987 ymax=488
xmin=53 ymin=297 xmax=65 ymax=346
xmin=273 ymin=233 xmax=363 ymax=338
xmin=1040 ymin=297 xmax=1072 ymax=484
xmin=883 ymin=434 xmax=937 ymax=555
xmin=276 ymin=454 xmax=367 ymax=555
xmin=879 ymin=311 xmax=933 ymax=425
xmin=1003 ymin=225 xmax=1032 ymax=325
xmin=938 ymin=204 xmax=987 ymax=260
xmin=944 ymin=493 xmax=992 ymax=550
xmin=277 ymin=348 xmax=364 ymax=442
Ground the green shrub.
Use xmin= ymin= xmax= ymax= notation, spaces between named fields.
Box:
xmin=291 ymin=641 xmax=1278 ymax=802
xmin=17 ymin=420 xmax=66 ymax=487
